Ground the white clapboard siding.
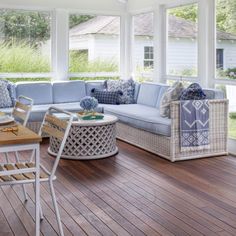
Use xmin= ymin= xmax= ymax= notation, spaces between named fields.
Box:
xmin=68 ymin=34 xmax=236 ymax=74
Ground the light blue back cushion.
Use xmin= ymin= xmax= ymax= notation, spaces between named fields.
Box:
xmin=53 ymin=81 xmax=86 ymax=103
xmin=155 ymin=84 xmax=170 ymax=108
xmin=134 ymin=83 xmax=141 ymax=103
xmin=137 ymin=83 xmax=162 ymax=107
xmin=203 ymin=88 xmax=225 ymax=99
xmin=16 ymin=82 xmax=53 ymax=105
xmin=86 ymin=81 xmax=104 ymax=96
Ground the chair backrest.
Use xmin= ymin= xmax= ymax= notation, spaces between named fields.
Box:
xmin=12 ymin=95 xmax=33 ymax=126
xmin=39 ymin=107 xmax=73 ymax=179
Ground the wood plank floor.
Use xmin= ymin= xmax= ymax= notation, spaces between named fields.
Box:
xmin=1 ymin=139 xmax=236 ymax=235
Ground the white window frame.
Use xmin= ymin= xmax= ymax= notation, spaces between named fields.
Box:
xmin=67 ymin=10 xmax=123 ymax=80
xmin=0 ymin=6 xmax=55 ymax=80
xmin=211 ymin=0 xmax=236 ymax=151
xmin=164 ymin=1 xmax=200 ymax=83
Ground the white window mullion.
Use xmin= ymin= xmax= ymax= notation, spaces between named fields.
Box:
xmin=54 ymin=9 xmax=69 ymax=81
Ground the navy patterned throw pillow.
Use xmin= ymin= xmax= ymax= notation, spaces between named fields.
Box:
xmin=180 ymin=83 xmax=206 ymax=100
xmin=91 ymin=89 xmax=123 ymax=105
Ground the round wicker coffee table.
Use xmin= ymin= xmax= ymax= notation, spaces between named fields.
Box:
xmin=48 ymin=114 xmax=118 ymax=160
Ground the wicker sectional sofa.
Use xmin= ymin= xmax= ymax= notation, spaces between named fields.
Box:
xmin=0 ymin=80 xmax=228 ymax=162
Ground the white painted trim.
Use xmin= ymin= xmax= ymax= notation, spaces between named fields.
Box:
xmin=165 ymin=75 xmax=198 ymax=82
xmin=68 ymin=72 xmax=120 ymax=78
xmin=0 ymin=73 xmax=54 ymax=79
xmin=69 ymin=9 xmax=123 ymax=16
xmin=198 ymin=1 xmax=207 ymax=86
xmin=0 ymin=4 xmax=54 ymax=11
xmin=214 ymin=79 xmax=236 ymax=86
xmin=54 ymin=9 xmax=69 ymax=81
xmin=120 ymin=13 xmax=126 ymax=79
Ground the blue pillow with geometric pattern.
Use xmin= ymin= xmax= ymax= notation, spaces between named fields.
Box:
xmin=180 ymin=83 xmax=206 ymax=100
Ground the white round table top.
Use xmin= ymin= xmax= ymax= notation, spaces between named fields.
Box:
xmin=73 ymin=114 xmax=118 ymax=127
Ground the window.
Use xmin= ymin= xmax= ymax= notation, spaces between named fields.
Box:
xmin=144 ymin=46 xmax=154 ymax=69
xmin=69 ymin=14 xmax=120 ymax=78
xmin=133 ymin=12 xmax=154 ymax=81
xmin=0 ymin=9 xmax=51 ymax=74
xmin=216 ymin=84 xmax=236 ymax=139
xmin=216 ymin=49 xmax=224 ymax=69
xmin=216 ymin=0 xmax=236 ymax=80
xmin=167 ymin=3 xmax=198 ymax=77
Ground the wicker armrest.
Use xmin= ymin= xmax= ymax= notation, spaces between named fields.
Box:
xmin=169 ymin=99 xmax=229 ymax=160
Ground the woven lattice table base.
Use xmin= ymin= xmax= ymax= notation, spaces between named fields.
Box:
xmin=48 ymin=116 xmax=118 ymax=160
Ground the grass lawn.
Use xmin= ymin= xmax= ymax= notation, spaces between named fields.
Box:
xmin=229 ymin=117 xmax=236 ymax=139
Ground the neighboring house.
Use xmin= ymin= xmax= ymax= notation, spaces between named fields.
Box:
xmin=69 ymin=14 xmax=236 ymax=74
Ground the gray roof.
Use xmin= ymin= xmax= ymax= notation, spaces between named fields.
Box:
xmin=70 ymin=14 xmax=236 ymax=40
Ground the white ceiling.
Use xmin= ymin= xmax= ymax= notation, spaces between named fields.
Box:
xmin=0 ymin=0 xmax=179 ymax=12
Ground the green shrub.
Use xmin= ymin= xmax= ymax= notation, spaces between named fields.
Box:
xmin=0 ymin=42 xmax=50 ymax=73
xmin=69 ymin=51 xmax=118 ymax=73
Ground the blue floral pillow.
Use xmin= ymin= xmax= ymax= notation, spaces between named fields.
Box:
xmin=105 ymin=79 xmax=135 ymax=104
xmin=180 ymin=83 xmax=206 ymax=100
xmin=0 ymin=81 xmax=13 ymax=108
xmin=0 ymin=80 xmax=16 ymax=106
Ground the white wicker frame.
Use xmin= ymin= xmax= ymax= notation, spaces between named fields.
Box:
xmin=116 ymin=99 xmax=229 ymax=162
xmin=26 ymin=99 xmax=229 ymax=162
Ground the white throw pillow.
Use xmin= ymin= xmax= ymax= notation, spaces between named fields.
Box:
xmin=160 ymin=82 xmax=184 ymax=118
xmin=0 ymin=81 xmax=12 ymax=108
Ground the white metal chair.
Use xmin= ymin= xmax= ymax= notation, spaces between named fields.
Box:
xmin=4 ymin=95 xmax=33 ymax=200
xmin=0 ymin=107 xmax=73 ymax=236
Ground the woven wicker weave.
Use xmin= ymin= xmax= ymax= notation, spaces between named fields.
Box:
xmin=27 ymin=99 xmax=228 ymax=162
xmin=117 ymin=99 xmax=229 ymax=162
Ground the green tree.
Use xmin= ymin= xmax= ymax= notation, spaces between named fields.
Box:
xmin=0 ymin=10 xmax=94 ymax=46
xmin=169 ymin=0 xmax=236 ymax=34
xmin=69 ymin=15 xmax=94 ymax=29
xmin=0 ymin=10 xmax=50 ymax=45
xmin=169 ymin=4 xmax=198 ymax=22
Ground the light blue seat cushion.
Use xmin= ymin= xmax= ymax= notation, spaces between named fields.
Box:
xmin=53 ymin=81 xmax=86 ymax=103
xmin=103 ymin=104 xmax=171 ymax=136
xmin=16 ymin=82 xmax=53 ymax=105
xmin=28 ymin=102 xmax=103 ymax=122
xmin=86 ymin=81 xmax=104 ymax=96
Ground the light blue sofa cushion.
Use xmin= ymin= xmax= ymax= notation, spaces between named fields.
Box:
xmin=86 ymin=81 xmax=104 ymax=96
xmin=155 ymin=84 xmax=170 ymax=108
xmin=16 ymin=82 xmax=53 ymax=105
xmin=203 ymin=88 xmax=225 ymax=99
xmin=53 ymin=81 xmax=86 ymax=103
xmin=134 ymin=83 xmax=141 ymax=103
xmin=103 ymin=104 xmax=171 ymax=136
xmin=137 ymin=83 xmax=162 ymax=107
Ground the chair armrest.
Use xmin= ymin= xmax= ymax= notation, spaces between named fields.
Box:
xmin=169 ymin=99 xmax=229 ymax=158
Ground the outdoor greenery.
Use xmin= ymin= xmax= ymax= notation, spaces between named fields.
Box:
xmin=0 ymin=43 xmax=50 ymax=73
xmin=229 ymin=116 xmax=236 ymax=139
xmin=170 ymin=0 xmax=236 ymax=34
xmin=69 ymin=51 xmax=118 ymax=73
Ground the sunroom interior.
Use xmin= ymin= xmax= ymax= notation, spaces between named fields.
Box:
xmin=0 ymin=0 xmax=236 ymax=235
